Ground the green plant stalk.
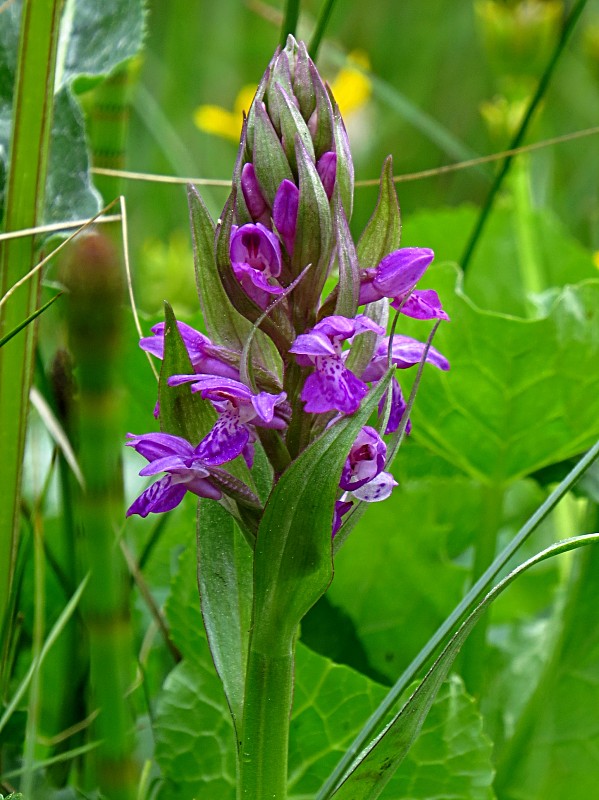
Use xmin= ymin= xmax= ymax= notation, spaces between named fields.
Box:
xmin=461 ymin=482 xmax=505 ymax=696
xmin=460 ymin=0 xmax=589 ymax=270
xmin=512 ymin=156 xmax=545 ymax=316
xmin=238 ymin=626 xmax=295 ymax=800
xmin=494 ymin=532 xmax=599 ymax=795
xmin=280 ymin=0 xmax=300 ymax=46
xmin=64 ymin=234 xmax=137 ymax=800
xmin=310 ymin=0 xmax=339 ymax=58
xmin=0 ymin=0 xmax=63 ymax=668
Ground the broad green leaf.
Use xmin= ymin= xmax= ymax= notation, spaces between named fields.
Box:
xmin=197 ymin=500 xmax=253 ymax=734
xmin=158 ymin=302 xmax=216 ymax=444
xmin=0 ymin=0 xmax=145 ymax=225
xmin=328 ymin=534 xmax=599 ymax=800
xmin=357 ymin=156 xmax=401 ymax=269
xmin=399 ymin=265 xmax=599 ymax=483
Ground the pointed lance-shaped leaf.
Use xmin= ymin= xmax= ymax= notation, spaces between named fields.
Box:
xmin=332 ymin=103 xmax=355 ymax=220
xmin=357 ymin=156 xmax=402 ymax=268
xmin=309 ymin=60 xmax=334 ymax=158
xmin=292 ymin=41 xmax=317 ymax=121
xmin=332 ymin=186 xmax=359 ymax=319
xmin=265 ymin=49 xmax=294 ymax=135
xmin=274 ymin=83 xmax=315 ymax=176
xmin=245 ymin=50 xmax=277 ymax=153
xmin=197 ymin=499 xmax=253 ymax=739
xmin=328 ymin=534 xmax=599 ymax=800
xmin=251 ymin=371 xmax=393 ymax=652
xmin=292 ymin=135 xmax=333 ymax=328
xmin=252 ymin=102 xmax=294 ymax=207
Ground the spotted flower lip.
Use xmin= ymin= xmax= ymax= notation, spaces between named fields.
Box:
xmin=340 ymin=425 xmax=386 ymax=491
xmin=125 ymin=432 xmax=222 ymax=518
xmin=230 ymin=223 xmax=284 ymax=309
xmin=290 ymin=315 xmax=385 ymax=414
xmin=168 ymin=374 xmax=288 ymax=467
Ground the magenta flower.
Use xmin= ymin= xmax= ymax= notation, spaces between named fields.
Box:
xmin=333 ymin=499 xmax=353 ymax=537
xmin=126 ymin=432 xmax=222 ymax=518
xmin=140 ymin=321 xmax=239 ymax=380
xmin=358 ymin=247 xmax=449 ymax=321
xmin=340 ymin=425 xmax=397 ymax=500
xmin=240 ymin=162 xmax=270 ymax=225
xmin=169 ymin=374 xmax=287 ymax=468
xmin=316 ymin=151 xmax=337 ymax=200
xmin=273 ymin=179 xmax=299 ymax=256
xmin=290 ymin=314 xmax=384 ymax=414
xmin=230 ymin=223 xmax=284 ymax=309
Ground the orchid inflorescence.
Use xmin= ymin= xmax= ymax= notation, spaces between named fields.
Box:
xmin=126 ymin=36 xmax=449 ymax=539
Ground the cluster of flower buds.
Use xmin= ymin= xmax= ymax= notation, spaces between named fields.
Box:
xmin=127 ymin=37 xmax=449 ymax=538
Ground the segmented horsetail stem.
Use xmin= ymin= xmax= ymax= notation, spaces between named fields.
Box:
xmin=62 ymin=233 xmax=138 ymax=800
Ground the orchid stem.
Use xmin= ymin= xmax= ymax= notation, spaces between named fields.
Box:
xmin=280 ymin=0 xmax=300 ymax=47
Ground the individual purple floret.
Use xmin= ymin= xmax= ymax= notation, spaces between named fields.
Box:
xmin=169 ymin=374 xmax=287 ymax=468
xmin=290 ymin=314 xmax=384 ymax=414
xmin=140 ymin=321 xmax=239 ymax=380
xmin=340 ymin=426 xmax=384 ymax=489
xmin=358 ymin=247 xmax=449 ymax=321
xmin=316 ymin=151 xmax=337 ymax=200
xmin=126 ymin=432 xmax=222 ymax=518
xmin=273 ymin=179 xmax=299 ymax=256
xmin=230 ymin=223 xmax=284 ymax=309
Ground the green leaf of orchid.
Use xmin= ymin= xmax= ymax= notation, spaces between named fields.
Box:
xmin=252 ymin=101 xmax=294 ymax=206
xmin=274 ymin=82 xmax=316 ymax=175
xmin=357 ymin=155 xmax=402 ymax=269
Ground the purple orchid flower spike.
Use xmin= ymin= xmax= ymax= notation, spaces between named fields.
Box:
xmin=358 ymin=247 xmax=449 ymax=321
xmin=140 ymin=321 xmax=239 ymax=380
xmin=273 ymin=179 xmax=299 ymax=256
xmin=290 ymin=314 xmax=384 ymax=414
xmin=230 ymin=223 xmax=284 ymax=309
xmin=126 ymin=432 xmax=222 ymax=518
xmin=169 ymin=374 xmax=287 ymax=468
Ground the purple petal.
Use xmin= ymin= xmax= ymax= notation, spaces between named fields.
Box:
xmin=126 ymin=475 xmax=187 ymax=518
xmin=340 ymin=425 xmax=387 ymax=490
xmin=316 ymin=151 xmax=337 ymax=200
xmin=250 ymin=390 xmax=287 ymax=424
xmin=195 ymin=413 xmax=251 ymax=465
xmin=391 ymin=289 xmax=450 ymax=321
xmin=351 ymin=471 xmax=398 ymax=502
xmin=241 ymin=162 xmax=270 ymax=222
xmin=301 ymin=360 xmax=369 ymax=414
xmin=373 ymin=247 xmax=434 ymax=297
xmin=138 ymin=455 xmax=193 ymax=477
xmin=184 ymin=475 xmax=223 ymax=501
xmin=390 ymin=335 xmax=450 ymax=371
xmin=230 ymin=223 xmax=282 ymax=279
xmin=290 ymin=330 xmax=337 ymax=358
xmin=332 ymin=499 xmax=353 ymax=537
xmin=273 ymin=179 xmax=299 ymax=255
xmin=125 ymin=432 xmax=194 ymax=462
xmin=379 ymin=377 xmax=412 ymax=435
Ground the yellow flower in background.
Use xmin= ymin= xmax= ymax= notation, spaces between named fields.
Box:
xmin=193 ymin=84 xmax=257 ymax=143
xmin=330 ymin=50 xmax=372 ymax=116
xmin=194 ymin=51 xmax=371 ymax=142
xmin=593 ymin=251 xmax=599 ymax=270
